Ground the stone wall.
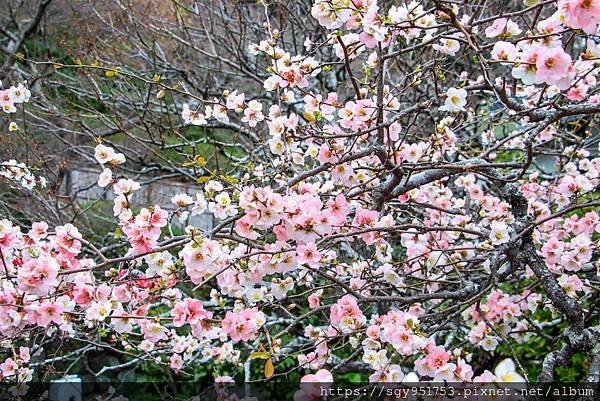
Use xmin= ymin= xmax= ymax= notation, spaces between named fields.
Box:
xmin=63 ymin=169 xmax=214 ymax=231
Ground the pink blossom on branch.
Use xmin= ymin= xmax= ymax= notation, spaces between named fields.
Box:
xmin=1 ymin=0 xmax=600 ymax=388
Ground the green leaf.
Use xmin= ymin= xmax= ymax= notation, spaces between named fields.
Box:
xmin=250 ymin=351 xmax=271 ymax=360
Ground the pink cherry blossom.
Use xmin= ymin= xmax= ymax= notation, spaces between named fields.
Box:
xmin=35 ymin=301 xmax=64 ymax=327
xmin=296 ymin=242 xmax=323 ymax=268
xmin=559 ymin=0 xmax=600 ymax=34
xmin=221 ymin=308 xmax=263 ymax=343
xmin=535 ymin=47 xmax=573 ymax=87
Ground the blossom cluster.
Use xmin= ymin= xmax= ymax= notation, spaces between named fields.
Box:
xmin=1 ymin=0 xmax=599 ymax=390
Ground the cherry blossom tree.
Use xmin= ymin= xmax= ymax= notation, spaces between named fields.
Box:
xmin=0 ymin=0 xmax=599 ymax=397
